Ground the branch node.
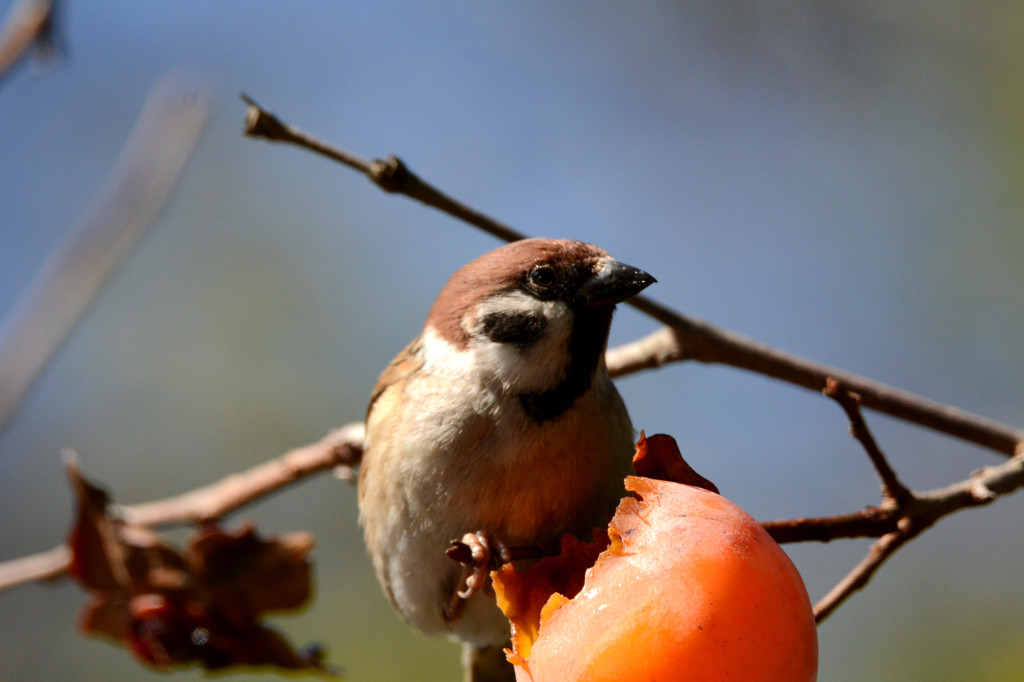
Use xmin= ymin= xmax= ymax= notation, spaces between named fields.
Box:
xmin=241 ymin=94 xmax=290 ymax=141
xmin=368 ymin=154 xmax=410 ymax=194
xmin=969 ymin=478 xmax=997 ymax=503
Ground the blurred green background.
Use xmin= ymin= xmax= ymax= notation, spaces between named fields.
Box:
xmin=2 ymin=2 xmax=1024 ymax=680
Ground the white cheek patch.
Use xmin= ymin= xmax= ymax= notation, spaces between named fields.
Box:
xmin=469 ymin=291 xmax=574 ymax=392
xmin=422 ymin=292 xmax=574 ymax=394
xmin=420 ymin=326 xmax=481 ymax=378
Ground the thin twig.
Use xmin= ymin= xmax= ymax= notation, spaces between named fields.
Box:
xmin=761 ymin=507 xmax=898 ymax=544
xmin=0 ymin=75 xmax=212 ymax=436
xmin=242 ymin=95 xmax=526 ymax=244
xmin=813 ymin=526 xmax=916 ymax=623
xmin=240 ymin=96 xmax=1024 ymax=458
xmin=825 ymin=379 xmax=913 ymax=504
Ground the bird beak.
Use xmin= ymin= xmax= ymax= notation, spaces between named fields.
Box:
xmin=577 ymin=259 xmax=657 ymax=307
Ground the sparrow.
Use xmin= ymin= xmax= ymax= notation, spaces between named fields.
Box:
xmin=358 ymin=238 xmax=655 ymax=679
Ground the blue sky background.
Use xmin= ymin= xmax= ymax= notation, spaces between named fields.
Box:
xmin=2 ymin=2 xmax=1024 ymax=680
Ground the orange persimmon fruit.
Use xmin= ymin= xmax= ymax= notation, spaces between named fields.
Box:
xmin=493 ymin=435 xmax=818 ymax=682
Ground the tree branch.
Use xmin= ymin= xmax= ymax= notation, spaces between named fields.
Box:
xmin=604 ymin=325 xmax=1024 ymax=456
xmin=236 ymin=96 xmax=1024 ymax=623
xmin=240 ymin=96 xmax=1024 ymax=459
xmin=0 ymin=544 xmax=70 ymax=589
xmin=761 ymin=507 xmax=898 ymax=545
xmin=764 ymin=383 xmax=1024 ymax=622
xmin=3 ymin=413 xmax=1021 ymax=617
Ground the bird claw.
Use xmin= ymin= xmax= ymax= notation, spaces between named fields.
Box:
xmin=444 ymin=530 xmax=512 ymax=621
xmin=457 ymin=530 xmax=512 ymax=598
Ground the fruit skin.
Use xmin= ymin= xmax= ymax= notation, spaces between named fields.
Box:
xmin=509 ymin=476 xmax=818 ymax=682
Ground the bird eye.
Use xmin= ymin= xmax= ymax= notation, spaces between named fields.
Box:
xmin=528 ymin=263 xmax=556 ymax=291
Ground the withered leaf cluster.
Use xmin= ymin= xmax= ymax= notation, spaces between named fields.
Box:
xmin=64 ymin=457 xmax=330 ymax=674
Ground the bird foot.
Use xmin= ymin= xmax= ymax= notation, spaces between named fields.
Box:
xmin=444 ymin=530 xmax=512 ymax=622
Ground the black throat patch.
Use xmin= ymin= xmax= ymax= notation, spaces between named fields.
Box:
xmin=518 ymin=306 xmax=613 ymax=423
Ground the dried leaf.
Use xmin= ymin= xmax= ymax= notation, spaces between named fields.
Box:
xmin=65 ymin=455 xmax=122 ymax=591
xmin=79 ymin=593 xmax=130 ymax=641
xmin=632 ymin=431 xmax=719 ymax=493
xmin=125 ymin=591 xmax=325 ymax=671
xmin=187 ymin=524 xmax=314 ymax=617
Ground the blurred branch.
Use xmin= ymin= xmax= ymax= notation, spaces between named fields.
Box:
xmin=0 ymin=423 xmax=364 ymax=591
xmin=0 ymin=0 xmax=58 ymax=79
xmin=0 ymin=75 xmax=211 ymax=436
xmin=240 ymin=96 xmax=1024 ymax=458
xmin=0 ymin=544 xmax=70 ymax=587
